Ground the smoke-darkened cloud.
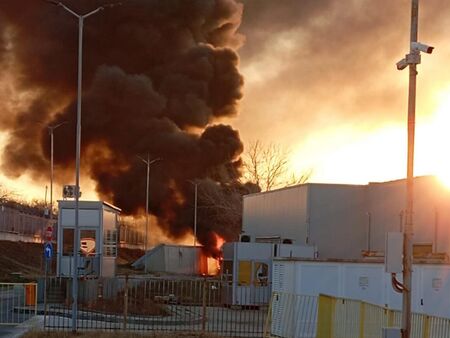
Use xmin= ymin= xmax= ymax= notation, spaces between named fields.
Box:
xmin=236 ymin=0 xmax=450 ymax=145
xmin=0 ymin=0 xmax=257 ymax=254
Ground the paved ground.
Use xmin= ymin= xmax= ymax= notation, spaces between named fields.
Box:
xmin=0 ymin=315 xmax=44 ymax=338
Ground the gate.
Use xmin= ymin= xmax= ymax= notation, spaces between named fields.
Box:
xmin=0 ymin=282 xmax=37 ymax=325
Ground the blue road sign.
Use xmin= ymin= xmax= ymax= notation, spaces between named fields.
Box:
xmin=44 ymin=242 xmax=53 ymax=260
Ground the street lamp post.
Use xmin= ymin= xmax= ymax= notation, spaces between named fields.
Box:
xmin=187 ymin=180 xmax=200 ymax=273
xmin=187 ymin=180 xmax=199 ymax=248
xmin=47 ymin=1 xmax=119 ymax=333
xmin=48 ymin=122 xmax=67 ymax=221
xmin=396 ymin=1 xmax=433 ymax=337
xmin=138 ymin=154 xmax=161 ymax=252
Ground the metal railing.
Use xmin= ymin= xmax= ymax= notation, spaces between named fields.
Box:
xmin=119 ymin=220 xmax=144 ymax=248
xmin=264 ymin=293 xmax=450 ymax=338
xmin=316 ymin=294 xmax=450 ymax=338
xmin=0 ymin=206 xmax=145 ymax=248
xmin=0 ymin=282 xmax=38 ymax=325
xmin=266 ymin=292 xmax=318 ymax=338
xmin=43 ymin=276 xmax=268 ymax=337
xmin=0 ymin=206 xmax=50 ymax=240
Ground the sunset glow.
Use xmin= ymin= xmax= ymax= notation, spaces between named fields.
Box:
xmin=287 ymin=86 xmax=450 ymax=188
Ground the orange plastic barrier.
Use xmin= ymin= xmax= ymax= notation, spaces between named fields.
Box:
xmin=25 ymin=284 xmax=36 ymax=306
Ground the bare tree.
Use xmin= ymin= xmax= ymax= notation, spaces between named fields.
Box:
xmin=191 ymin=179 xmax=259 ymax=250
xmin=243 ymin=141 xmax=288 ymax=191
xmin=285 ymin=169 xmax=313 ymax=187
xmin=243 ymin=140 xmax=312 ymax=191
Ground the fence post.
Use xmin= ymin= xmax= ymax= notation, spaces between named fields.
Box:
xmin=316 ymin=294 xmax=335 ymax=338
xmin=359 ymin=302 xmax=366 ymax=338
xmin=202 ymin=278 xmax=207 ymax=332
xmin=263 ymin=292 xmax=275 ymax=337
xmin=123 ymin=275 xmax=128 ymax=330
xmin=388 ymin=309 xmax=395 ymax=327
xmin=422 ymin=315 xmax=429 ymax=338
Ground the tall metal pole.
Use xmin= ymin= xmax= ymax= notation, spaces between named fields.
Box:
xmin=48 ymin=3 xmax=112 ymax=333
xmin=71 ymin=14 xmax=83 ymax=334
xmin=50 ymin=129 xmax=54 ymax=217
xmin=145 ymin=153 xmax=150 ymax=251
xmin=403 ymin=1 xmax=419 ymax=337
xmin=193 ymin=182 xmax=198 ymax=248
xmin=48 ymin=122 xmax=66 ymax=222
xmin=138 ymin=155 xmax=161 ymax=252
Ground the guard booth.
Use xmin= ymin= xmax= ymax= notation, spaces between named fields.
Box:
xmin=56 ymin=200 xmax=121 ymax=278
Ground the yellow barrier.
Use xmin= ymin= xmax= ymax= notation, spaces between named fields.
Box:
xmin=265 ymin=292 xmax=450 ymax=338
xmin=316 ymin=294 xmax=450 ymax=338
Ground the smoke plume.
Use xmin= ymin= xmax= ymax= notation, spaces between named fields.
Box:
xmin=0 ymin=0 xmax=257 ymax=255
xmin=236 ymin=0 xmax=450 ymax=147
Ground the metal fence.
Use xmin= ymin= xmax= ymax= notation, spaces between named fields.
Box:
xmin=118 ymin=220 xmax=144 ymax=248
xmin=0 ymin=282 xmax=38 ymax=325
xmin=315 ymin=294 xmax=450 ymax=338
xmin=43 ymin=276 xmax=268 ymax=337
xmin=0 ymin=206 xmax=50 ymax=240
xmin=268 ymin=292 xmax=318 ymax=338
xmin=0 ymin=206 xmax=144 ymax=248
xmin=265 ymin=293 xmax=450 ymax=338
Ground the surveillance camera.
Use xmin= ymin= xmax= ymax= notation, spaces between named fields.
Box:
xmin=411 ymin=41 xmax=434 ymax=54
xmin=396 ymin=58 xmax=408 ymax=70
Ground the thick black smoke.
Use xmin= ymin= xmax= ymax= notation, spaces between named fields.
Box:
xmin=0 ymin=0 xmax=257 ymax=254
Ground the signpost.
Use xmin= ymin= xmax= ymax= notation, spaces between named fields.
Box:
xmin=45 ymin=226 xmax=53 ymax=241
xmin=44 ymin=242 xmax=53 ymax=260
xmin=43 ymin=225 xmax=53 ymax=328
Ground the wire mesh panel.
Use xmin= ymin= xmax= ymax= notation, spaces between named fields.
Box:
xmin=44 ymin=276 xmax=269 ymax=337
xmin=0 ymin=283 xmax=37 ymax=325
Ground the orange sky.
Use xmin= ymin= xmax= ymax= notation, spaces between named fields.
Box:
xmin=2 ymin=0 xmax=450 ymax=201
xmin=232 ymin=0 xmax=450 ymax=188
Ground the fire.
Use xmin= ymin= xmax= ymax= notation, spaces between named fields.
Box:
xmin=214 ymin=232 xmax=225 ymax=251
xmin=207 ymin=232 xmax=225 ymax=275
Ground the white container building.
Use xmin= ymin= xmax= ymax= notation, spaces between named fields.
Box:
xmin=221 ymin=242 xmax=316 ymax=306
xmin=242 ymin=176 xmax=450 ymax=260
xmin=272 ymin=258 xmax=450 ymax=318
xmin=135 ymin=244 xmax=208 ymax=275
xmin=57 ymin=200 xmax=121 ymax=278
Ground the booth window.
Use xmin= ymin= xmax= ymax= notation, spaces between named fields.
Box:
xmin=254 ymin=262 xmax=269 ymax=286
xmin=80 ymin=230 xmax=96 ymax=256
xmin=104 ymin=229 xmax=117 ymax=257
xmin=238 ymin=261 xmax=252 ymax=286
xmin=63 ymin=229 xmax=74 ymax=256
xmin=222 ymin=260 xmax=233 ymax=282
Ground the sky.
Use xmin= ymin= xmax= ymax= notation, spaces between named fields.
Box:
xmin=1 ymin=0 xmax=450 ymax=203
xmin=234 ymin=0 xmax=450 ymax=186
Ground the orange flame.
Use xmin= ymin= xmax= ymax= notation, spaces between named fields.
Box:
xmin=207 ymin=232 xmax=225 ymax=275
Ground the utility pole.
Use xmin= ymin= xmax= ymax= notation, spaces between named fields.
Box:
xmin=396 ymin=1 xmax=434 ymax=337
xmin=403 ymin=3 xmax=418 ymax=338
xmin=48 ymin=122 xmax=67 ymax=221
xmin=187 ymin=180 xmax=200 ymax=273
xmin=187 ymin=180 xmax=200 ymax=247
xmin=138 ymin=154 xmax=161 ymax=251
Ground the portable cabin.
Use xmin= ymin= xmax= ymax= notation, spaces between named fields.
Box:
xmin=56 ymin=200 xmax=121 ymax=278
